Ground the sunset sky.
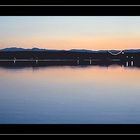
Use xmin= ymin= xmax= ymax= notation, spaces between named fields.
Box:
xmin=0 ymin=16 xmax=140 ymax=50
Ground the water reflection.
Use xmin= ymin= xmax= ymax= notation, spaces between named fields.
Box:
xmin=0 ymin=60 xmax=139 ymax=70
xmin=0 ymin=61 xmax=140 ymax=124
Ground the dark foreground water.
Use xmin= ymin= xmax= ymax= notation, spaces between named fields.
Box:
xmin=0 ymin=65 xmax=140 ymax=124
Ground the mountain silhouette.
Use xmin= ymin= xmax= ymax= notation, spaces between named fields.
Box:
xmin=1 ymin=47 xmax=140 ymax=53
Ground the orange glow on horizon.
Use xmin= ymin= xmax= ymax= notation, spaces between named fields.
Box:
xmin=1 ymin=66 xmax=140 ymax=87
xmin=1 ymin=36 xmax=140 ymax=50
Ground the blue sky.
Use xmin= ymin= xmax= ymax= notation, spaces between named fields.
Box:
xmin=0 ymin=16 xmax=140 ymax=50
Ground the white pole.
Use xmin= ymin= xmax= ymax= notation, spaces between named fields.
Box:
xmin=126 ymin=61 xmax=128 ymax=67
xmin=131 ymin=61 xmax=133 ymax=66
xmin=14 ymin=57 xmax=16 ymax=63
xmin=89 ymin=57 xmax=92 ymax=65
xmin=36 ymin=57 xmax=38 ymax=64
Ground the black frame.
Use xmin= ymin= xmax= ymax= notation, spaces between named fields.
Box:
xmin=0 ymin=5 xmax=140 ymax=135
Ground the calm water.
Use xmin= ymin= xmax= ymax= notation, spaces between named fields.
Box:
xmin=0 ymin=65 xmax=140 ymax=124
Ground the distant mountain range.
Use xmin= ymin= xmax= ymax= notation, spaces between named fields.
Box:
xmin=1 ymin=47 xmax=47 ymax=52
xmin=0 ymin=47 xmax=106 ymax=52
xmin=1 ymin=47 xmax=140 ymax=53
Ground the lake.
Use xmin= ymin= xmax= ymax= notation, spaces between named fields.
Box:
xmin=0 ymin=64 xmax=140 ymax=124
